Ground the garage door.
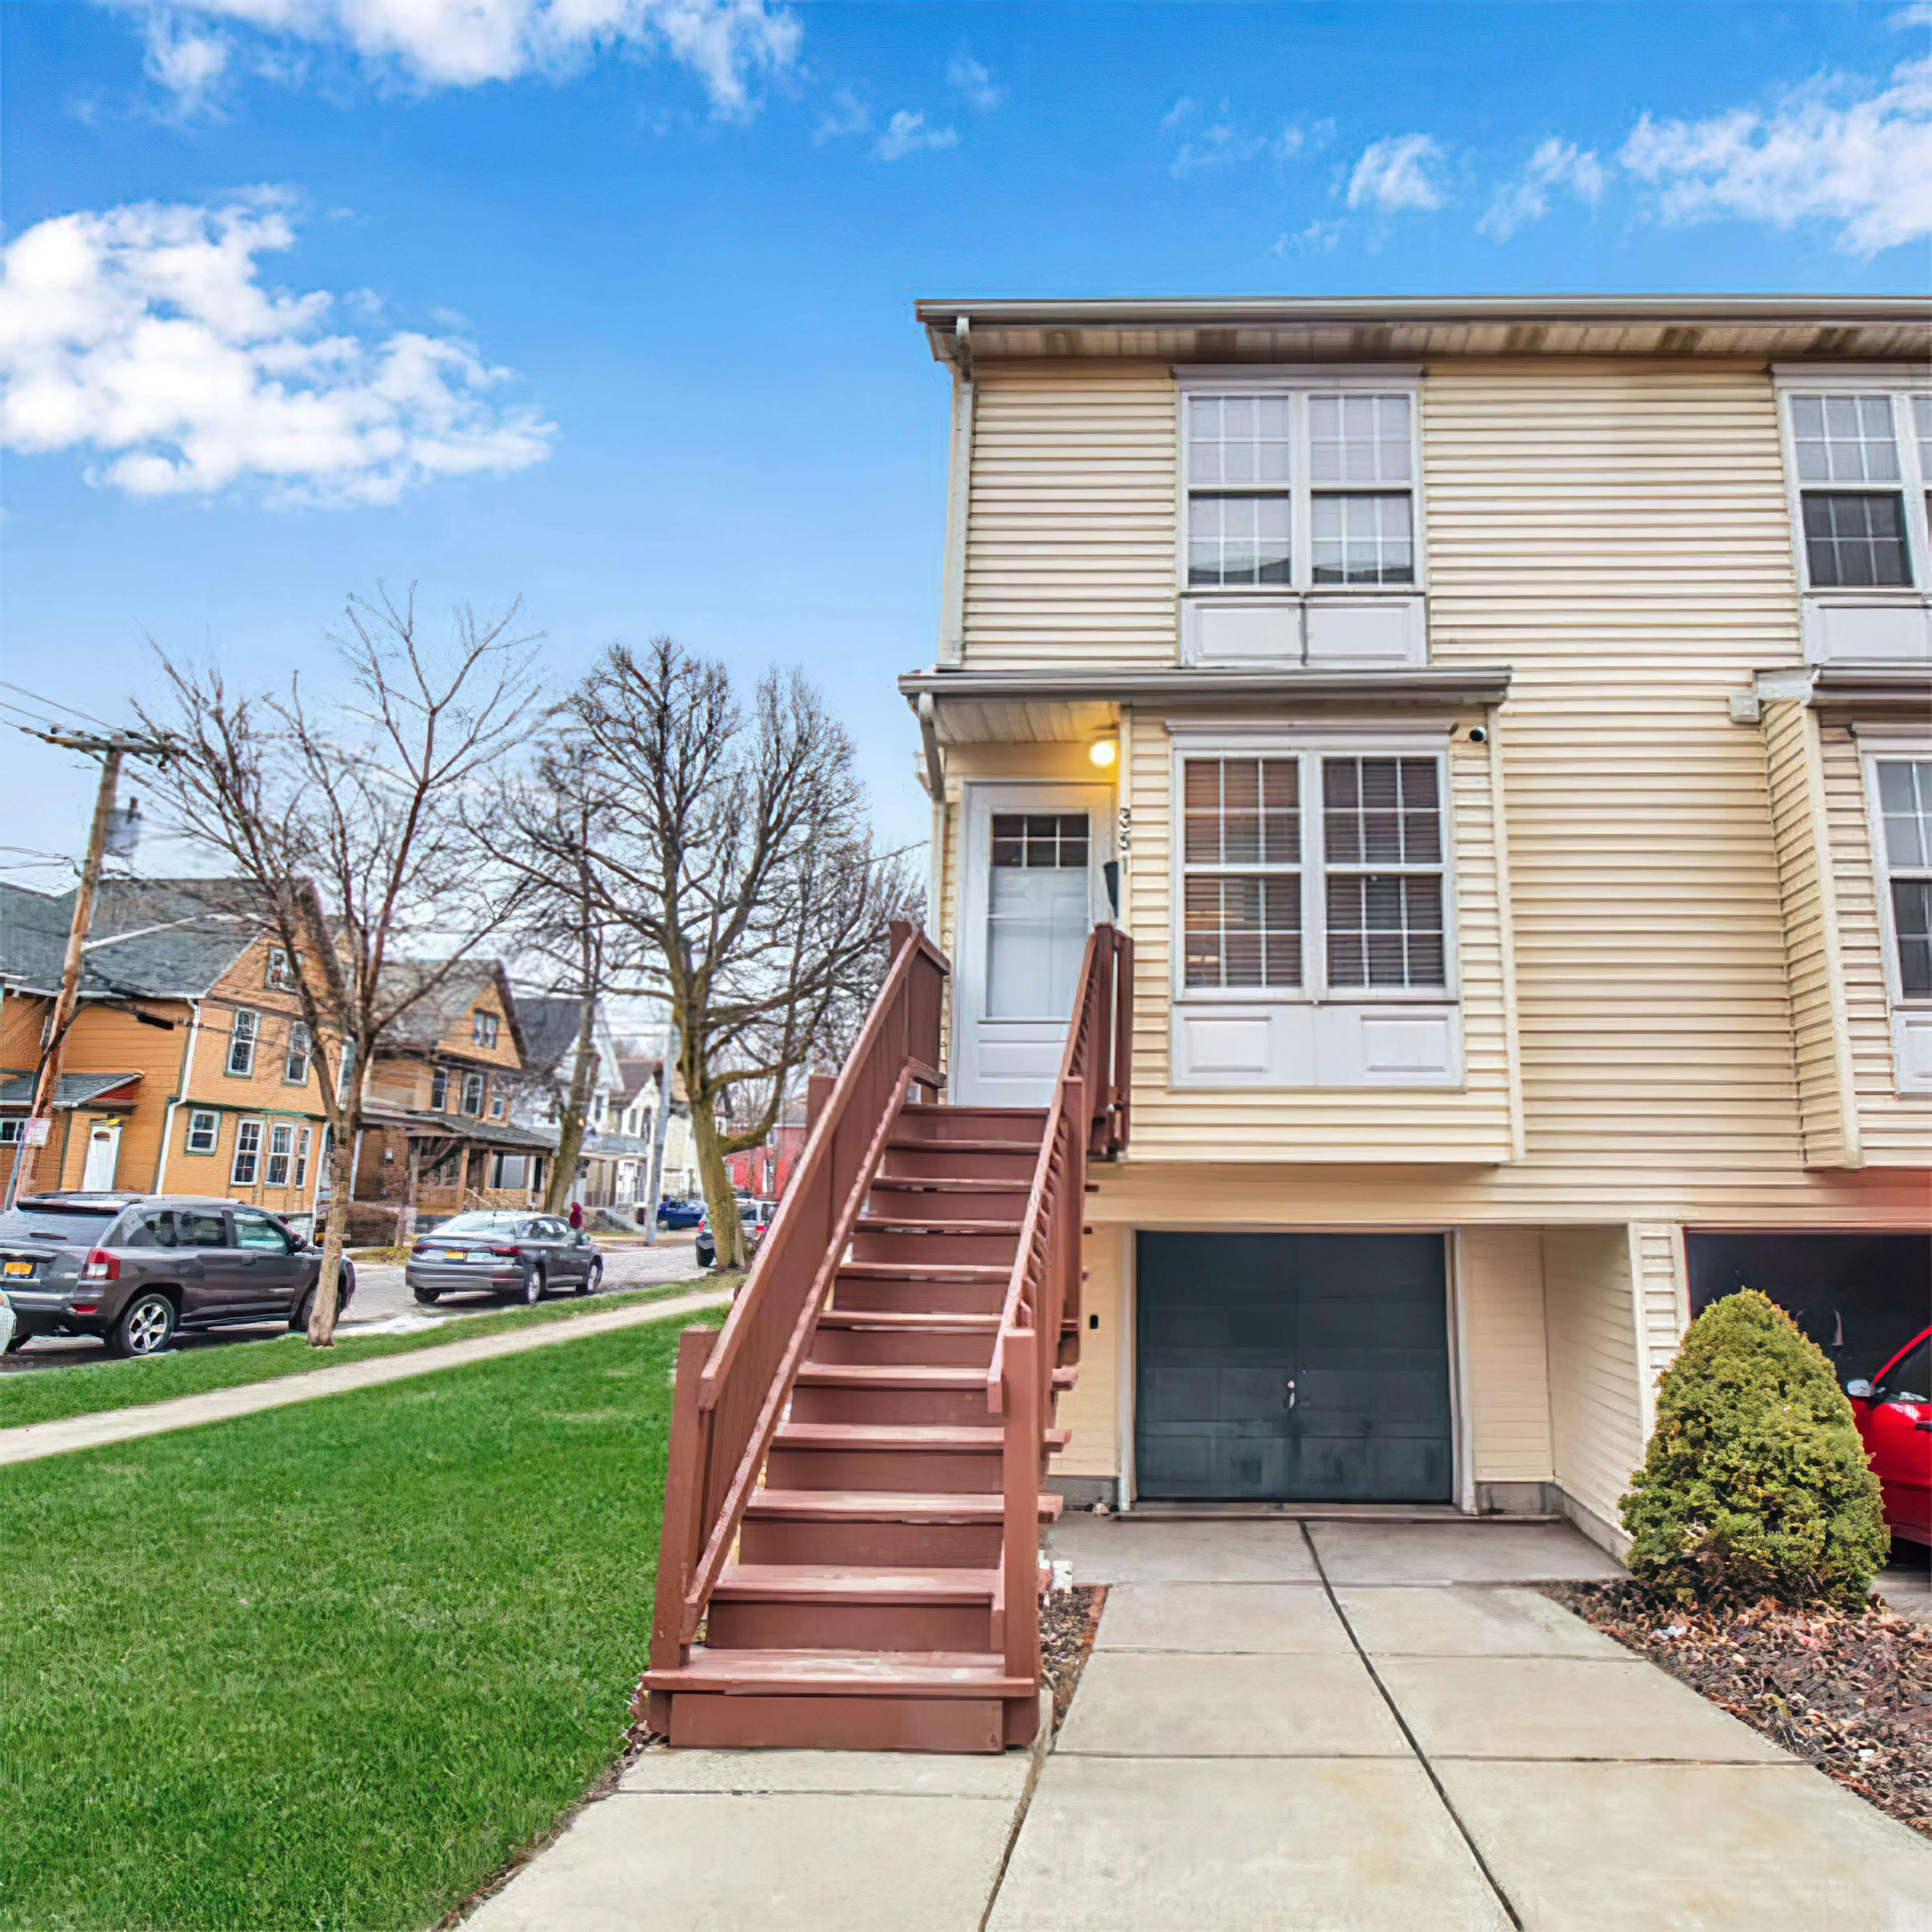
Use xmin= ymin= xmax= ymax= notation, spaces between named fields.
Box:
xmin=1135 ymin=1232 xmax=1453 ymax=1503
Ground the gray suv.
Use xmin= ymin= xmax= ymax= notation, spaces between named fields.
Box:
xmin=0 ymin=1193 xmax=356 ymax=1358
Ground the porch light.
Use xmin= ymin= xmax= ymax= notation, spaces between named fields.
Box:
xmin=1088 ymin=738 xmax=1117 ymax=769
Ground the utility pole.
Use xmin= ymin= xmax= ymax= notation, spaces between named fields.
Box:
xmin=4 ymin=730 xmax=171 ymax=1208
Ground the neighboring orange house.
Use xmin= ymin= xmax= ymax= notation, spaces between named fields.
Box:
xmin=351 ymin=962 xmax=555 ymax=1230
xmin=1 ymin=878 xmax=336 ymax=1223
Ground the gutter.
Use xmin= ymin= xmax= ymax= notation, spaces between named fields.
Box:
xmin=916 ymin=693 xmax=946 ymax=798
xmin=151 ymin=996 xmax=202 ymax=1193
xmin=899 ymin=665 xmax=1512 ymax=708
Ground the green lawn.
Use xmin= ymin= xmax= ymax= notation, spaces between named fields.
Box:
xmin=0 ymin=1278 xmax=715 ymax=1431
xmin=0 ymin=1312 xmax=722 ymax=1931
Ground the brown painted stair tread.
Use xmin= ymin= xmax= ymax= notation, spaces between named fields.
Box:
xmin=869 ymin=1177 xmax=1033 ymax=1193
xmin=715 ymin=1564 xmax=1001 ymax=1604
xmin=797 ymin=1362 xmax=993 ymax=1390
xmin=815 ymin=1310 xmax=1002 ymax=1330
xmin=642 ymin=1647 xmax=1034 ymax=1697
xmin=851 ymin=1216 xmax=1025 ymax=1234
xmin=773 ymin=1420 xmax=1072 ymax=1450
xmin=745 ymin=1488 xmax=1064 ymax=1523
xmin=837 ymin=1259 xmax=1011 ymax=1281
xmin=883 ymin=1137 xmax=1040 ymax=1154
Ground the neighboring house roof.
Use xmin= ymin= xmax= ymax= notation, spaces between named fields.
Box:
xmin=614 ymin=1055 xmax=662 ymax=1105
xmin=0 ymin=877 xmax=270 ymax=1001
xmin=515 ymin=996 xmax=583 ymax=1078
xmin=375 ymin=958 xmax=528 ymax=1062
xmin=0 ymin=1070 xmax=143 ymax=1109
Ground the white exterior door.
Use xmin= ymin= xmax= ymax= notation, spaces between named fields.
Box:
xmin=80 ymin=1119 xmax=121 ymax=1191
xmin=954 ymin=783 xmax=1112 ymax=1105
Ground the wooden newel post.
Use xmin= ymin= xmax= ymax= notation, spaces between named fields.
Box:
xmin=649 ymin=1327 xmax=717 ymax=1697
xmin=1002 ymin=1337 xmax=1041 ymax=1689
xmin=804 ymin=1072 xmax=834 ymax=1138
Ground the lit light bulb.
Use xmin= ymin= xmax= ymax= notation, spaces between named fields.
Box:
xmin=1089 ymin=739 xmax=1118 ymax=769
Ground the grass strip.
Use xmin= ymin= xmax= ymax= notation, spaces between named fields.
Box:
xmin=0 ymin=1278 xmax=714 ymax=1432
xmin=0 ymin=1312 xmax=722 ymax=1932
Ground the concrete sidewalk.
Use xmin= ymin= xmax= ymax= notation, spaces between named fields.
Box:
xmin=991 ymin=1516 xmax=1932 ymax=1929
xmin=0 ymin=1285 xmax=730 ymax=1466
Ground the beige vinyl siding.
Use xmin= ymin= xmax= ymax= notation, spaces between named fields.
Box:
xmin=1630 ymin=1222 xmax=1688 ymax=1433
xmin=1761 ymin=700 xmax=1859 ymax=1167
xmin=1821 ymin=722 xmax=1932 ymax=1163
xmin=963 ymin=364 xmax=1179 ymax=669
xmin=1053 ymin=1228 xmax=1123 ymax=1481
xmin=1459 ymin=1227 xmax=1554 ymax=1485
xmin=1543 ymin=1225 xmax=1644 ymax=1544
xmin=1121 ymin=718 xmax=1513 ymax=1161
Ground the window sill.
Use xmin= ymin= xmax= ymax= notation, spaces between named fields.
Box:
xmin=1182 ymin=593 xmax=1427 ymax=670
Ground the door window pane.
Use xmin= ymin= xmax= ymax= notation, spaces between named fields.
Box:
xmin=1790 ymin=394 xmax=1901 ymax=482
xmin=988 ymin=867 xmax=1091 ymax=1017
xmin=1800 ymin=493 xmax=1910 ymax=588
xmin=1311 ymin=494 xmax=1414 ymax=585
xmin=1308 ymin=393 xmax=1411 ymax=484
xmin=232 ymin=1208 xmax=290 ymax=1252
xmin=1188 ymin=495 xmax=1292 ymax=586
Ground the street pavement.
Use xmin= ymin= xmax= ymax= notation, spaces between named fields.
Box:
xmin=1 ymin=1229 xmax=707 ymax=1375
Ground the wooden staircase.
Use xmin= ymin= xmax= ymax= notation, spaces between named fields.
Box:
xmin=641 ymin=923 xmax=1130 ymax=1752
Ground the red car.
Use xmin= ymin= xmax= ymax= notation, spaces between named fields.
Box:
xmin=1847 ymin=1327 xmax=1932 ymax=1546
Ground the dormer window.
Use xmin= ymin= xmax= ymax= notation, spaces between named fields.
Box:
xmin=265 ymin=946 xmax=299 ymax=990
xmin=472 ymin=1010 xmax=500 ymax=1048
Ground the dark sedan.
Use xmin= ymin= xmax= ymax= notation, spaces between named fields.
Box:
xmin=0 ymin=1192 xmax=355 ymax=1357
xmin=656 ymin=1196 xmax=704 ymax=1229
xmin=406 ymin=1211 xmax=603 ymax=1305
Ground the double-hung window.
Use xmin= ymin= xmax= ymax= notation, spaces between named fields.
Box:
xmin=294 ymin=1125 xmax=312 ymax=1190
xmin=1778 ymin=378 xmax=1932 ymax=662
xmin=1183 ymin=384 xmax=1419 ymax=593
xmin=472 ymin=1010 xmax=499 ymax=1048
xmin=265 ymin=1123 xmax=294 ymax=1187
xmin=461 ymin=1071 xmax=485 ymax=1115
xmin=185 ymin=1109 xmax=218 ymax=1155
xmin=431 ymin=1065 xmax=449 ymax=1111
xmin=231 ymin=1117 xmax=264 ymax=1185
xmin=1874 ymin=758 xmax=1932 ymax=1000
xmin=283 ymin=1023 xmax=311 ymax=1086
xmin=1176 ymin=743 xmax=1451 ymax=1001
xmin=227 ymin=1008 xmax=258 ymax=1077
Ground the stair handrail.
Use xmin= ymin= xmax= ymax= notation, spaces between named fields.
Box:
xmin=650 ymin=921 xmax=949 ymax=1672
xmin=984 ymin=920 xmax=1131 ymax=1702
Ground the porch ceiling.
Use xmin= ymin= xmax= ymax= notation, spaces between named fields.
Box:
xmin=899 ymin=666 xmax=1512 ymax=746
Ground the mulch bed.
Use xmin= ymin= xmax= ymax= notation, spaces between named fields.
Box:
xmin=1544 ymin=1580 xmax=1932 ymax=1839
xmin=1040 ymin=1583 xmax=1107 ymax=1732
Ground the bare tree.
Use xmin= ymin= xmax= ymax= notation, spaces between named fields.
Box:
xmin=510 ymin=637 xmax=918 ymax=1270
xmin=491 ymin=738 xmax=617 ymax=1215
xmin=138 ymin=585 xmax=541 ymax=1343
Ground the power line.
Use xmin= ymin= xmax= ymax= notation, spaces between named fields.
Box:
xmin=0 ymin=679 xmax=121 ymax=733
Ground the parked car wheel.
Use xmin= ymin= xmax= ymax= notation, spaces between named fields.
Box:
xmin=517 ymin=1264 xmax=546 ymax=1306
xmin=4 ymin=1328 xmax=29 ymax=1354
xmin=578 ymin=1259 xmax=602 ymax=1297
xmin=291 ymin=1272 xmax=354 ymax=1333
xmin=110 ymin=1291 xmax=177 ymax=1359
xmin=413 ymin=1285 xmax=441 ymax=1306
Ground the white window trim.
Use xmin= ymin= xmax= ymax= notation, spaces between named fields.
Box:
xmin=1860 ymin=737 xmax=1932 ymax=1015
xmin=283 ymin=1022 xmax=311 ymax=1086
xmin=185 ymin=1108 xmax=219 ymax=1155
xmin=230 ymin=1116 xmax=265 ymax=1185
xmin=294 ymin=1124 xmax=312 ymax=1190
xmin=461 ymin=1071 xmax=486 ymax=1115
xmin=1167 ymin=725 xmax=1460 ymax=1007
xmin=1772 ymin=367 xmax=1932 ymax=607
xmin=265 ymin=1121 xmax=294 ymax=1188
xmin=1173 ymin=370 xmax=1427 ymax=602
xmin=226 ymin=1007 xmax=259 ymax=1077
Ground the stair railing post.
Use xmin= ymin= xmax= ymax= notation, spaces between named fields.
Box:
xmin=1064 ymin=1075 xmax=1086 ymax=1348
xmin=651 ymin=1326 xmax=716 ymax=1681
xmin=1002 ymin=1335 xmax=1041 ymax=1690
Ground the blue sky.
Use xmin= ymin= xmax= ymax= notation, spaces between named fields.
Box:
xmin=4 ymin=0 xmax=1928 ymax=890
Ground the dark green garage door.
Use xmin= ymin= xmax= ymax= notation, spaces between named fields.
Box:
xmin=1136 ymin=1233 xmax=1453 ymax=1502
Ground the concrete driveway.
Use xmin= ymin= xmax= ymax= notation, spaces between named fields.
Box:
xmin=989 ymin=1515 xmax=1932 ymax=1930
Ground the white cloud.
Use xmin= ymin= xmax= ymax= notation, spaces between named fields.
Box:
xmin=143 ymin=9 xmax=232 ymax=115
xmin=1478 ymin=137 xmax=1606 ymax=241
xmin=1890 ymin=3 xmax=1932 ymax=26
xmin=1170 ymin=109 xmax=1316 ymax=179
xmin=1273 ymin=219 xmax=1341 ymax=254
xmin=1160 ymin=95 xmax=1197 ymax=130
xmin=0 ymin=196 xmax=554 ymax=508
xmin=873 ymin=110 xmax=956 ymax=161
xmin=814 ymin=86 xmax=870 ymax=143
xmin=118 ymin=0 xmax=801 ymax=115
xmin=1620 ymin=55 xmax=1932 ymax=254
xmin=1345 ymin=133 xmax=1450 ymax=212
xmin=947 ymin=53 xmax=1001 ymax=112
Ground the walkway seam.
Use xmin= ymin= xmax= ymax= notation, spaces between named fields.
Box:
xmin=1300 ymin=1522 xmax=1525 ymax=1931
xmin=0 ymin=1287 xmax=732 ymax=1467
